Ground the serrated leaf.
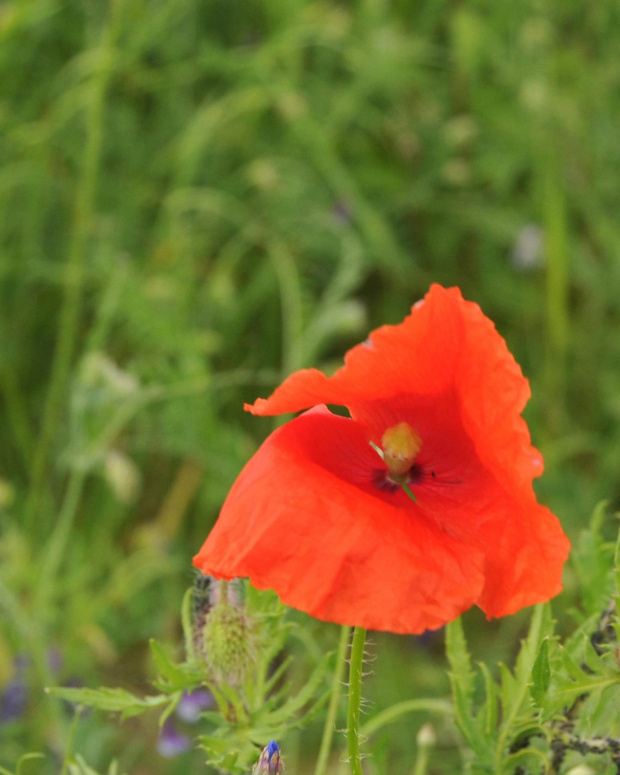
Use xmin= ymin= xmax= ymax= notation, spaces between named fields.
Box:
xmin=199 ymin=734 xmax=249 ymax=775
xmin=558 ymin=643 xmax=589 ymax=682
xmin=503 ymin=746 xmax=550 ymax=774
xmin=262 ymin=655 xmax=293 ymax=696
xmin=149 ymin=639 xmax=186 ymax=688
xmin=573 ymin=502 xmax=615 ymax=616
xmin=478 ymin=662 xmax=499 ymax=736
xmin=514 ymin=604 xmax=552 ymax=688
xmin=530 ymin=637 xmax=551 ymax=708
xmin=446 ymin=617 xmax=474 ymax=704
xmin=46 ymin=686 xmax=170 ymax=719
xmin=445 ymin=618 xmax=491 ymax=757
xmin=547 ymin=672 xmax=620 ymax=706
xmin=500 ymin=604 xmax=550 ymax=720
xmin=498 ymin=663 xmax=518 ymax=720
xmin=257 ymin=652 xmax=332 ymax=727
xmin=494 ymin=605 xmax=551 ymax=767
xmin=563 ymin=613 xmax=599 ymax=659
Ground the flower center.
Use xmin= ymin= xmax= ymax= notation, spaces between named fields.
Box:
xmin=381 ymin=422 xmax=422 ymax=479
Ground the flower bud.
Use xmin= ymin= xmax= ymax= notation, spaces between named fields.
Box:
xmin=416 ymin=722 xmax=436 ymax=747
xmin=201 ymin=590 xmax=254 ymax=686
xmin=252 ymin=741 xmax=284 ymax=774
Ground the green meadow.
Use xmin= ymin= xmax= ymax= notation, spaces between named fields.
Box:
xmin=2 ymin=1 xmax=620 ymax=772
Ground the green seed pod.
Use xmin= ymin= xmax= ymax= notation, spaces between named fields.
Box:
xmin=202 ymin=600 xmax=254 ymax=686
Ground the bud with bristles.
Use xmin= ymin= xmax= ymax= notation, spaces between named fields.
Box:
xmin=201 ymin=582 xmax=254 ymax=686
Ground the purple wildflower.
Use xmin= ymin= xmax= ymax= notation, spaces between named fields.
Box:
xmin=157 ymin=719 xmax=191 ymax=758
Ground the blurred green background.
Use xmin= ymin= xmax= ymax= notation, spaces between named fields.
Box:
xmin=1 ymin=0 xmax=620 ymax=772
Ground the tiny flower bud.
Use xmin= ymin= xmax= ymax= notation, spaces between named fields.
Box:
xmin=201 ymin=590 xmax=254 ymax=686
xmin=381 ymin=422 xmax=422 ymax=475
xmin=252 ymin=741 xmax=284 ymax=774
xmin=416 ymin=722 xmax=436 ymax=747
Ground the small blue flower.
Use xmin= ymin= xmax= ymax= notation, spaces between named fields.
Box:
xmin=0 ymin=655 xmax=30 ymax=724
xmin=0 ymin=679 xmax=28 ymax=724
xmin=157 ymin=720 xmax=191 ymax=758
xmin=252 ymin=741 xmax=283 ymax=774
xmin=175 ymin=688 xmax=214 ymax=724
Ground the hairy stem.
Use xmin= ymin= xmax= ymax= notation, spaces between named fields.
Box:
xmin=347 ymin=626 xmax=367 ymax=775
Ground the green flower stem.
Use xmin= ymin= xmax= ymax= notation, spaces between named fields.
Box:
xmin=314 ymin=625 xmax=351 ymax=775
xmin=347 ymin=626 xmax=367 ymax=775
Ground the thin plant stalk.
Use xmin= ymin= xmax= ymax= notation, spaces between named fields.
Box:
xmin=347 ymin=626 xmax=367 ymax=775
xmin=314 ymin=625 xmax=351 ymax=775
xmin=59 ymin=708 xmax=83 ymax=775
xmin=25 ymin=2 xmax=120 ymax=532
xmin=542 ymin=143 xmax=569 ymax=430
xmin=34 ymin=469 xmax=86 ymax=618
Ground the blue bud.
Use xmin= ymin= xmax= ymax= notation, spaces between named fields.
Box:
xmin=252 ymin=740 xmax=284 ymax=774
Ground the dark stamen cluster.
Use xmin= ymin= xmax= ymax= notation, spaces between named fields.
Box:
xmin=373 ymin=463 xmax=425 ymax=493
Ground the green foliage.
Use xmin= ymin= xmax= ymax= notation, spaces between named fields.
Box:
xmin=65 ymin=757 xmax=126 ymax=775
xmin=443 ymin=504 xmax=620 ymax=775
xmin=0 ymin=754 xmax=45 ymax=775
xmin=47 ymin=686 xmax=174 ymax=721
xmin=47 ymin=583 xmax=332 ymax=775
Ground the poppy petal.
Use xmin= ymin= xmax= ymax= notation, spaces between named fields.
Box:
xmin=246 ymin=285 xmax=463 ymax=416
xmin=193 ymin=407 xmax=487 ymax=634
xmin=247 ymin=285 xmax=542 ymax=494
xmin=473 ymin=498 xmax=570 ymax=618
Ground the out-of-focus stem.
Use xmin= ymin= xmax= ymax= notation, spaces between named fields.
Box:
xmin=314 ymin=625 xmax=351 ymax=775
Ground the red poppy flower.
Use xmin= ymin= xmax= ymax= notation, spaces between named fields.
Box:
xmin=193 ymin=285 xmax=569 ymax=634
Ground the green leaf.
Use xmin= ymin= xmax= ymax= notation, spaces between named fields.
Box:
xmin=445 ymin=617 xmax=474 ymax=706
xmin=149 ymin=639 xmax=186 ymax=688
xmin=503 ymin=746 xmax=550 ymax=774
xmin=530 ymin=637 xmax=551 ymax=708
xmin=498 ymin=663 xmax=518 ymax=722
xmin=546 ymin=672 xmax=620 ymax=707
xmin=572 ymin=502 xmax=615 ymax=617
xmin=513 ymin=604 xmax=552 ymax=689
xmin=494 ymin=605 xmax=551 ymax=769
xmin=359 ymin=699 xmax=453 ymax=738
xmin=66 ymin=756 xmax=126 ymax=775
xmin=257 ymin=652 xmax=332 ymax=728
xmin=0 ymin=753 xmax=45 ymax=775
xmin=478 ymin=662 xmax=499 ymax=736
xmin=46 ymin=686 xmax=171 ymax=720
xmin=445 ymin=617 xmax=491 ymax=757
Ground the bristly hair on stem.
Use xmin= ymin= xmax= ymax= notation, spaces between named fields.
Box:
xmin=347 ymin=626 xmax=367 ymax=775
